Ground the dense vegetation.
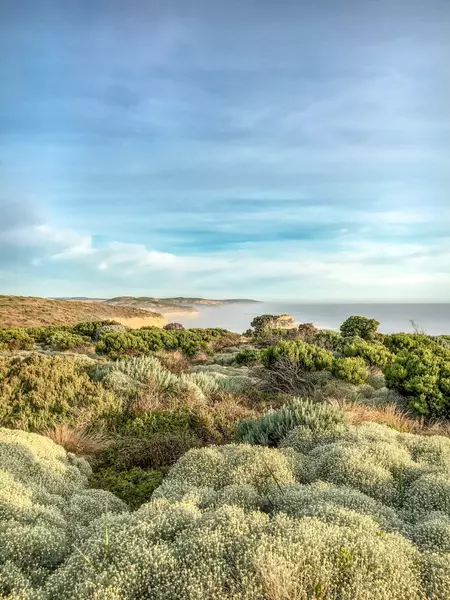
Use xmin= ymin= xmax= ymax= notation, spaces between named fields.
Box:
xmin=1 ymin=312 xmax=450 ymax=598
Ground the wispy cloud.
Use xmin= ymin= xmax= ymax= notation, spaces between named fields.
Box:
xmin=0 ymin=0 xmax=449 ymax=299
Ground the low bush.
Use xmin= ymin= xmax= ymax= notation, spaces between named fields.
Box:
xmin=235 ymin=397 xmax=346 ymax=446
xmin=235 ymin=348 xmax=261 ymax=365
xmin=340 ymin=315 xmax=380 ymax=340
xmin=0 ymin=327 xmax=34 ymax=352
xmin=90 ymin=466 xmax=163 ymax=508
xmin=4 ymin=425 xmax=450 ymax=599
xmin=0 ymin=354 xmax=122 ymax=431
xmin=95 ymin=327 xmax=235 ymax=359
xmin=332 ymin=356 xmax=369 ymax=385
xmin=262 ymin=339 xmax=334 ymax=371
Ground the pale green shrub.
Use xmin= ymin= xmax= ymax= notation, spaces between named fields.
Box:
xmin=235 ymin=398 xmax=347 ymax=446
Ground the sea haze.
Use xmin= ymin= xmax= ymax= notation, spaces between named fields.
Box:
xmin=175 ymin=303 xmax=450 ymax=336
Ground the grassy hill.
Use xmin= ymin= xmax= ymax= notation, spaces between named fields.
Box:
xmin=105 ymin=296 xmax=260 ymax=314
xmin=0 ymin=295 xmax=166 ymax=328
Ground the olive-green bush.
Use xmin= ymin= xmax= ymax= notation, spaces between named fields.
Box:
xmin=332 ymin=357 xmax=369 ymax=385
xmin=341 ymin=336 xmax=394 ymax=368
xmin=0 ymin=354 xmax=122 ymax=431
xmin=90 ymin=466 xmax=163 ymax=509
xmin=384 ymin=345 xmax=450 ymax=418
xmin=234 ymin=348 xmax=261 ymax=365
xmin=340 ymin=315 xmax=380 ymax=340
xmin=95 ymin=327 xmax=235 ymax=359
xmin=0 ymin=327 xmax=34 ymax=352
xmin=262 ymin=339 xmax=334 ymax=370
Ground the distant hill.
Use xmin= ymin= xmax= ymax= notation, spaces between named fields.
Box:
xmin=104 ymin=296 xmax=260 ymax=314
xmin=0 ymin=296 xmax=166 ymax=328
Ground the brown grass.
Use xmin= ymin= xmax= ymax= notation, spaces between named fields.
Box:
xmin=0 ymin=295 xmax=167 ymax=328
xmin=42 ymin=424 xmax=111 ymax=457
xmin=156 ymin=350 xmax=190 ymax=373
xmin=333 ymin=399 xmax=450 ymax=437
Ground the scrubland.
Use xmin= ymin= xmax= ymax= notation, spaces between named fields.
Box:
xmin=1 ymin=313 xmax=450 ymax=598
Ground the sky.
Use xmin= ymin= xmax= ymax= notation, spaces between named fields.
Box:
xmin=0 ymin=0 xmax=449 ymax=301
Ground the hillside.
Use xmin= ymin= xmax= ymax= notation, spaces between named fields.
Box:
xmin=0 ymin=295 xmax=166 ymax=328
xmin=105 ymin=295 xmax=260 ymax=314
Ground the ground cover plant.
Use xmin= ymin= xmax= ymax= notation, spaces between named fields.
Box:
xmin=1 ymin=314 xmax=450 ymax=598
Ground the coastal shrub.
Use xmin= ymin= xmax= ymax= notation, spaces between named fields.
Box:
xmin=341 ymin=336 xmax=394 ymax=368
xmin=340 ymin=315 xmax=380 ymax=340
xmin=332 ymin=357 xmax=369 ymax=385
xmin=235 ymin=348 xmax=261 ymax=365
xmin=311 ymin=329 xmax=343 ymax=350
xmin=72 ymin=320 xmax=120 ymax=339
xmin=41 ymin=331 xmax=91 ymax=351
xmin=95 ymin=327 xmax=234 ymax=359
xmin=262 ymin=339 xmax=334 ymax=370
xmin=0 ymin=327 xmax=34 ymax=352
xmin=235 ymin=398 xmax=346 ymax=446
xmin=384 ymin=346 xmax=450 ymax=418
xmin=0 ymin=354 xmax=122 ymax=431
xmin=5 ymin=425 xmax=450 ymax=598
xmin=90 ymin=466 xmax=163 ymax=508
xmin=0 ymin=427 xmax=127 ymax=594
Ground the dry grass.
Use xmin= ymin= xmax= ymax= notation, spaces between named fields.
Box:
xmin=0 ymin=295 xmax=166 ymax=328
xmin=156 ymin=350 xmax=190 ymax=373
xmin=332 ymin=399 xmax=450 ymax=437
xmin=42 ymin=424 xmax=111 ymax=457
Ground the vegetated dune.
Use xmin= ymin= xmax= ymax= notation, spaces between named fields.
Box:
xmin=0 ymin=295 xmax=167 ymax=328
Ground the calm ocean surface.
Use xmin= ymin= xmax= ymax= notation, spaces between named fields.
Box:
xmin=175 ymin=303 xmax=450 ymax=336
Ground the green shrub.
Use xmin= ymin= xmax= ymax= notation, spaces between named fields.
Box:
xmin=72 ymin=320 xmax=120 ymax=339
xmin=95 ymin=327 xmax=233 ymax=359
xmin=44 ymin=331 xmax=92 ymax=351
xmin=340 ymin=315 xmax=380 ymax=340
xmin=310 ymin=329 xmax=343 ymax=350
xmin=234 ymin=348 xmax=261 ymax=365
xmin=90 ymin=466 xmax=163 ymax=509
xmin=384 ymin=346 xmax=450 ymax=418
xmin=262 ymin=339 xmax=334 ymax=371
xmin=0 ymin=354 xmax=122 ymax=431
xmin=341 ymin=336 xmax=394 ymax=368
xmin=117 ymin=409 xmax=193 ymax=438
xmin=332 ymin=357 xmax=369 ymax=385
xmin=0 ymin=327 xmax=34 ymax=352
xmin=235 ymin=398 xmax=346 ymax=446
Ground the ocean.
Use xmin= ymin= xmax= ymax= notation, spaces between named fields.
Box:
xmin=174 ymin=303 xmax=450 ymax=336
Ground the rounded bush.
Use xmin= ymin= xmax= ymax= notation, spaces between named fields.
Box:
xmin=332 ymin=356 xmax=369 ymax=385
xmin=340 ymin=315 xmax=380 ymax=340
xmin=262 ymin=339 xmax=334 ymax=370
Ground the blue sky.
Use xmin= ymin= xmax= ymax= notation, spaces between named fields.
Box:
xmin=1 ymin=0 xmax=449 ymax=301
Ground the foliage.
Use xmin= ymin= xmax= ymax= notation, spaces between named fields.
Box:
xmin=262 ymin=339 xmax=334 ymax=371
xmin=72 ymin=320 xmax=120 ymax=339
xmin=234 ymin=348 xmax=261 ymax=365
xmin=341 ymin=336 xmax=394 ymax=368
xmin=384 ymin=345 xmax=450 ymax=418
xmin=0 ymin=327 xmax=34 ymax=352
xmin=90 ymin=466 xmax=163 ymax=509
xmin=332 ymin=357 xmax=369 ymax=385
xmin=4 ymin=423 xmax=450 ymax=598
xmin=235 ymin=398 xmax=346 ymax=446
xmin=0 ymin=354 xmax=122 ymax=431
xmin=311 ymin=329 xmax=343 ymax=350
xmin=340 ymin=315 xmax=380 ymax=340
xmin=95 ymin=327 xmax=235 ymax=359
